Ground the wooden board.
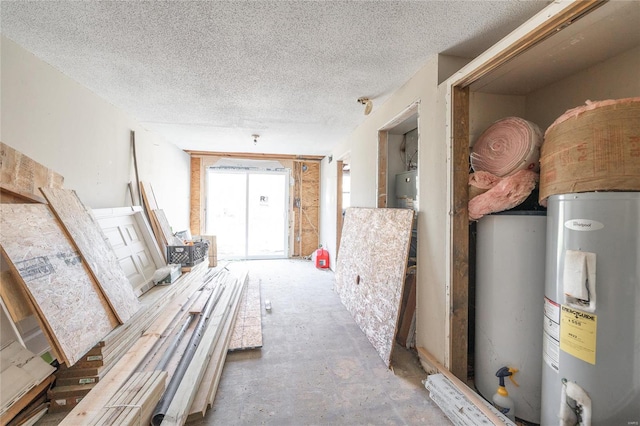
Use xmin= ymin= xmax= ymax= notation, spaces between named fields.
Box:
xmin=190 ymin=157 xmax=202 ymax=235
xmin=40 ymin=188 xmax=140 ymax=323
xmin=0 ymin=270 xmax=33 ymax=323
xmin=0 ymin=142 xmax=64 ymax=200
xmin=450 ymin=85 xmax=470 ymax=380
xmin=335 ymin=207 xmax=414 ymax=367
xmin=153 ymin=209 xmax=174 ymax=246
xmin=228 ymin=274 xmax=262 ymax=351
xmin=0 ymin=204 xmax=117 ymax=366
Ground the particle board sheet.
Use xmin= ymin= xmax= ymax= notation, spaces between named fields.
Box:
xmin=0 ymin=204 xmax=117 ymax=366
xmin=228 ymin=275 xmax=262 ymax=351
xmin=40 ymin=188 xmax=141 ymax=323
xmin=335 ymin=207 xmax=413 ymax=367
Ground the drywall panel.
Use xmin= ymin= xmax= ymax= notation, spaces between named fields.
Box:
xmin=526 ymin=46 xmax=640 ymax=130
xmin=335 ymin=207 xmax=413 ymax=367
xmin=0 ymin=37 xmax=190 ymax=231
xmin=0 ymin=204 xmax=117 ymax=365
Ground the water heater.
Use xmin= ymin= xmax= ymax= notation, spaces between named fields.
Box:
xmin=541 ymin=192 xmax=640 ymax=424
xmin=475 ymin=212 xmax=546 ymax=424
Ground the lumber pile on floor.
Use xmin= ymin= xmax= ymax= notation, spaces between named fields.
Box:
xmin=57 ymin=267 xmax=248 ymax=426
xmin=47 ymin=261 xmax=209 ymax=414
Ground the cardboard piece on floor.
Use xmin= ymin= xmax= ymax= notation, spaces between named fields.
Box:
xmin=41 ymin=188 xmax=141 ymax=323
xmin=335 ymin=207 xmax=414 ymax=367
xmin=0 ymin=204 xmax=117 ymax=366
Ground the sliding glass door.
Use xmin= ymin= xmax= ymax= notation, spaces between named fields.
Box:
xmin=206 ymin=169 xmax=288 ymax=259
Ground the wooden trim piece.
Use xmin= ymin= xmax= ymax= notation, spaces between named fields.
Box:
xmin=417 ymin=346 xmax=506 ymax=425
xmin=336 ymin=161 xmax=344 ymax=256
xmin=377 ymin=132 xmax=388 ymax=208
xmin=453 ymin=0 xmax=605 ymax=88
xmin=0 ymin=270 xmax=33 ymax=323
xmin=190 ymin=157 xmax=201 ymax=235
xmin=450 ymin=86 xmax=470 ymax=381
xmin=187 ymin=151 xmax=324 ymax=162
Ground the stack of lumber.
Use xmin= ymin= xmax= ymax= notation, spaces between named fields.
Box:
xmin=48 ymin=261 xmax=209 ymax=414
xmin=58 ymin=267 xmax=248 ymax=426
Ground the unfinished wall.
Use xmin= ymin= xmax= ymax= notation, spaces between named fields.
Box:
xmin=320 ymin=54 xmax=470 ymax=365
xmin=0 ymin=36 xmax=190 ymax=230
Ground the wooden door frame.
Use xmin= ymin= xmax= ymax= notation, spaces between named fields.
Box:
xmin=445 ymin=0 xmax=603 ymax=381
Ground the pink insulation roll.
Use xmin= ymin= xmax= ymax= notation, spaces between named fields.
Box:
xmin=470 ymin=117 xmax=543 ymax=177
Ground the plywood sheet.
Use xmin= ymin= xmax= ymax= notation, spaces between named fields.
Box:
xmin=0 ymin=204 xmax=117 ymax=365
xmin=41 ymin=188 xmax=141 ymax=323
xmin=335 ymin=207 xmax=413 ymax=367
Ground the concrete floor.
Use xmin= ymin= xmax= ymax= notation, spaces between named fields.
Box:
xmin=190 ymin=258 xmax=451 ymax=426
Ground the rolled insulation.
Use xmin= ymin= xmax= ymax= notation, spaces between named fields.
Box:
xmin=471 ymin=117 xmax=543 ymax=177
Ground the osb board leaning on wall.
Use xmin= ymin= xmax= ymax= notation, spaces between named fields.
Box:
xmin=335 ymin=207 xmax=414 ymax=367
xmin=40 ymin=188 xmax=141 ymax=323
xmin=0 ymin=204 xmax=118 ymax=366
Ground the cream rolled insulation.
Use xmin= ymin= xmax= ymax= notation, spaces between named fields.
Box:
xmin=471 ymin=117 xmax=543 ymax=177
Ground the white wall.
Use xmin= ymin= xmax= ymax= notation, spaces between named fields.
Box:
xmin=526 ymin=45 xmax=640 ymax=129
xmin=1 ymin=36 xmax=190 ymax=230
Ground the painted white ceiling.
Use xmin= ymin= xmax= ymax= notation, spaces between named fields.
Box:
xmin=1 ymin=1 xmax=550 ymax=156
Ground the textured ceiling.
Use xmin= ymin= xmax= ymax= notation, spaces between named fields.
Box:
xmin=1 ymin=1 xmax=550 ymax=156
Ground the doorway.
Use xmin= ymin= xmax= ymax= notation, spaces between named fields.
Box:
xmin=205 ymin=168 xmax=289 ymax=260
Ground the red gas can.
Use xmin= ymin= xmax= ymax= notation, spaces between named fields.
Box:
xmin=314 ymin=247 xmax=330 ymax=269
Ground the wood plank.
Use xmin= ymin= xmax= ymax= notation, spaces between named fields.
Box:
xmin=59 ymin=265 xmax=207 ymax=425
xmin=396 ymin=271 xmax=417 ymax=348
xmin=187 ymin=151 xmax=324 ymax=162
xmin=140 ymin=183 xmax=167 ymax=262
xmin=377 ymin=131 xmax=388 ymax=208
xmin=0 ymin=204 xmax=117 ymax=366
xmin=189 ymin=157 xmax=201 ymax=236
xmin=153 ymin=209 xmax=177 ymax=246
xmin=334 ymin=207 xmax=414 ymax=367
xmin=41 ymin=188 xmax=141 ymax=324
xmin=188 ymin=271 xmax=248 ymax=421
xmin=0 ymin=270 xmax=33 ymax=323
xmin=161 ymin=275 xmax=242 ymax=425
xmin=450 ymin=86 xmax=470 ymax=381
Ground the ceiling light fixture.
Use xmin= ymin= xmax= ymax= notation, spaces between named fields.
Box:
xmin=357 ymin=97 xmax=373 ymax=115
xmin=252 ymin=134 xmax=260 ymax=145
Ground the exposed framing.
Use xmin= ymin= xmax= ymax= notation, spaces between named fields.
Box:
xmin=445 ymin=0 xmax=605 ymax=380
xmin=336 ymin=160 xmax=344 ymax=255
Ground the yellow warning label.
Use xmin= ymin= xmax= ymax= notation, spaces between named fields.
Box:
xmin=560 ymin=305 xmax=597 ymax=365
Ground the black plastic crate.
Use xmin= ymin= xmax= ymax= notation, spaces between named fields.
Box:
xmin=167 ymin=240 xmax=209 ymax=267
